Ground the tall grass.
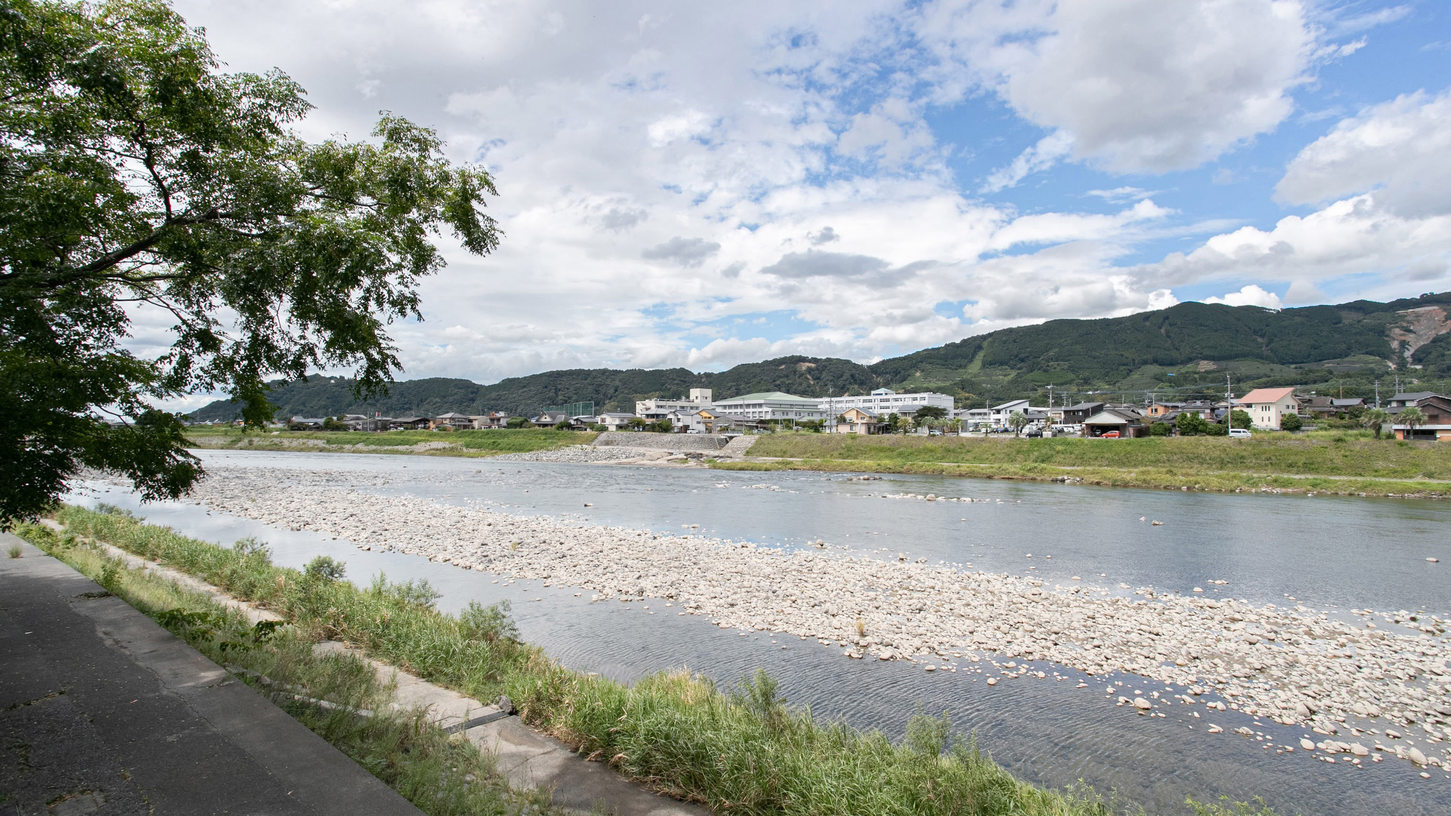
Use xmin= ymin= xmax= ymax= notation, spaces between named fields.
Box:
xmin=24 ymin=506 xmax=1283 ymax=816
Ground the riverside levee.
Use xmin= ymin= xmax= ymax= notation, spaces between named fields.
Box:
xmin=73 ymin=448 xmax=1451 ymax=816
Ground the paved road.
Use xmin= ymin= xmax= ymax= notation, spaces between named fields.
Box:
xmin=0 ymin=531 xmax=423 ymax=816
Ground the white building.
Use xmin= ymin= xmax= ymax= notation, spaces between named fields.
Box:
xmin=711 ymin=391 xmax=827 ymax=423
xmin=819 ymin=388 xmax=954 ymax=418
xmin=1237 ymin=387 xmax=1298 ymax=430
xmin=595 ymin=412 xmax=638 ymax=431
xmin=636 ymin=388 xmax=712 ymax=420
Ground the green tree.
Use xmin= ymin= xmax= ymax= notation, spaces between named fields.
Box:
xmin=1399 ymin=406 xmax=1425 ymax=439
xmin=0 ymin=0 xmax=499 ymax=524
xmin=1230 ymin=409 xmax=1253 ymax=430
xmin=1279 ymin=413 xmax=1303 ymax=432
xmin=913 ymin=405 xmax=947 ymax=421
xmin=1007 ymin=411 xmax=1029 ymax=437
xmin=505 ymin=416 xmax=528 ymax=429
xmin=1176 ymin=412 xmax=1209 ymax=436
xmin=1361 ymin=408 xmax=1390 ymax=439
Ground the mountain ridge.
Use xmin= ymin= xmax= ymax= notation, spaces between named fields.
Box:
xmin=188 ymin=292 xmax=1451 ymax=421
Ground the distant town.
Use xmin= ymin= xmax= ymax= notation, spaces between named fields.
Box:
xmin=259 ymin=386 xmax=1449 ymax=442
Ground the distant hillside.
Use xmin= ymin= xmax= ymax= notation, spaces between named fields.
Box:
xmin=188 ymin=292 xmax=1451 ymax=421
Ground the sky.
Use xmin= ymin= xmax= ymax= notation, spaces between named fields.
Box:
xmin=155 ymin=0 xmax=1451 ymax=405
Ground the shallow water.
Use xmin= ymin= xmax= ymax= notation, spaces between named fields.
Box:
xmin=68 ymin=449 xmax=1451 ymax=815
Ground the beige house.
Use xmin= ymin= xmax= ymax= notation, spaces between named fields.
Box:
xmin=1237 ymin=387 xmax=1299 ymax=430
xmin=833 ymin=407 xmax=885 ymax=435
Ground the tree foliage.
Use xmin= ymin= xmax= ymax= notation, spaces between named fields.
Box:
xmin=0 ymin=0 xmax=499 ymax=523
xmin=1361 ymin=408 xmax=1390 ymax=439
xmin=1007 ymin=411 xmax=1029 ymax=436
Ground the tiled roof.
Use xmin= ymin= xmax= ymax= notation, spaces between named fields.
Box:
xmin=1238 ymin=387 xmax=1295 ymax=404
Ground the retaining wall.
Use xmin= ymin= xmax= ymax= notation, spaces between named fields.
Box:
xmin=592 ymin=431 xmax=730 ymax=451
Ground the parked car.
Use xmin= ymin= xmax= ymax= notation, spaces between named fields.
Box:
xmin=1228 ymin=428 xmax=1252 ymax=438
xmin=1025 ymin=428 xmax=1042 ymax=438
xmin=1100 ymin=431 xmax=1120 ymax=438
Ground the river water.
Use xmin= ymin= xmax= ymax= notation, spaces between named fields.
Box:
xmin=69 ymin=449 xmax=1451 ymax=815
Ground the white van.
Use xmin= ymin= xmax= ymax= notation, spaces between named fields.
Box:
xmin=1228 ymin=428 xmax=1252 ymax=438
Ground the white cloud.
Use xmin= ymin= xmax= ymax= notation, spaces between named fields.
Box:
xmin=149 ymin=1 xmax=1439 ymax=388
xmin=1205 ymin=284 xmax=1282 ymax=309
xmin=920 ymin=0 xmax=1314 ymax=173
xmin=980 ymin=130 xmax=1074 ymax=192
xmin=1276 ymin=89 xmax=1451 ymax=217
xmin=1144 ymin=194 xmax=1451 ymax=289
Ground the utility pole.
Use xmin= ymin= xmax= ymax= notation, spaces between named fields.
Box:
xmin=1374 ymin=380 xmax=1381 ymax=408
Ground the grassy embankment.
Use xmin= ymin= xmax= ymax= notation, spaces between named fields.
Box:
xmin=185 ymin=426 xmax=596 ymax=456
xmin=16 ymin=505 xmax=1277 ymax=816
xmin=723 ymin=432 xmax=1451 ymax=497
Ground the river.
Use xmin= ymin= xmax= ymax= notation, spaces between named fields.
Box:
xmin=68 ymin=449 xmax=1451 ymax=815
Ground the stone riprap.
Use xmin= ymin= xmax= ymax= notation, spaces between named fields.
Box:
xmin=176 ymin=465 xmax=1448 ymax=772
xmin=592 ymin=431 xmax=731 ymax=452
xmin=489 ymin=445 xmax=652 ymax=464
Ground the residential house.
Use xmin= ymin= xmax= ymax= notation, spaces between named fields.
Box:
xmin=1083 ymin=407 xmax=1145 ymax=438
xmin=833 ymin=407 xmax=887 ymax=435
xmin=665 ymin=408 xmax=716 ymax=434
xmin=474 ymin=412 xmax=511 ymax=429
xmin=432 ymin=412 xmax=475 ymax=430
xmin=1330 ymin=398 xmax=1365 ymax=415
xmin=388 ymin=416 xmax=431 ymax=430
xmin=531 ymin=412 xmax=567 ymax=428
xmin=955 ymin=407 xmax=992 ymax=429
xmin=1236 ymin=387 xmax=1299 ymax=430
xmin=1061 ymin=401 xmax=1106 ymax=425
xmin=990 ymin=399 xmax=1031 ymax=426
xmin=1387 ymin=391 xmax=1438 ymax=409
xmin=1391 ymin=394 xmax=1451 ymax=441
xmin=596 ymin=412 xmax=638 ymax=431
xmin=1146 ymin=401 xmax=1183 ymax=419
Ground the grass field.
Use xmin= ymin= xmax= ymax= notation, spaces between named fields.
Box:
xmin=185 ymin=426 xmax=596 ymax=455
xmin=725 ymin=432 xmax=1451 ymax=497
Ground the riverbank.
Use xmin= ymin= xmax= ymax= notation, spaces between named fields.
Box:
xmin=122 ymin=463 xmax=1451 ymax=779
xmin=22 ymin=505 xmax=1205 ymax=816
xmin=185 ymin=426 xmax=599 ymax=457
xmin=185 ymin=427 xmax=1451 ymax=497
xmin=723 ymin=433 xmax=1451 ymax=498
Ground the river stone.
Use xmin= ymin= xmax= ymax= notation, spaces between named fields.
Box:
xmin=1300 ymin=738 xmax=1316 ymax=751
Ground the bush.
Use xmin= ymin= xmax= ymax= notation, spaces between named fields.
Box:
xmin=304 ymin=555 xmax=347 ymax=583
xmin=1280 ymin=414 xmax=1303 ymax=432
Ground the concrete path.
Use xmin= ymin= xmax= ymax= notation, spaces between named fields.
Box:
xmin=0 ymin=531 xmax=422 ymax=816
xmin=3 ymin=529 xmax=711 ymax=816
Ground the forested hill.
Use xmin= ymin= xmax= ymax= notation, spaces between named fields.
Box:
xmin=189 ymin=292 xmax=1451 ymax=421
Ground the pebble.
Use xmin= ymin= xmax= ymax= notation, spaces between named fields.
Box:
xmin=169 ymin=465 xmax=1451 ymax=773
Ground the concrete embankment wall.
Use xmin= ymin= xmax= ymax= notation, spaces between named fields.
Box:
xmin=592 ymin=431 xmax=730 ymax=451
